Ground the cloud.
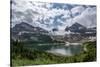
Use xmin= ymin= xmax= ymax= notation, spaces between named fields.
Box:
xmin=71 ymin=6 xmax=85 ymax=17
xmin=11 ymin=0 xmax=96 ymax=34
xmin=11 ymin=0 xmax=71 ymax=29
xmin=73 ymin=7 xmax=96 ymax=28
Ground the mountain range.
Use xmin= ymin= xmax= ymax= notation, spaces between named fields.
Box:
xmin=65 ymin=22 xmax=96 ymax=34
xmin=11 ymin=22 xmax=53 ymax=42
xmin=11 ymin=22 xmax=96 ymax=42
xmin=12 ymin=22 xmax=48 ymax=33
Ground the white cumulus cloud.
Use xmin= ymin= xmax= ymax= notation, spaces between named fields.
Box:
xmin=73 ymin=7 xmax=96 ymax=28
xmin=11 ymin=0 xmax=96 ymax=35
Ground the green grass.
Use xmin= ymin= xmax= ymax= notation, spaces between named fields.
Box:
xmin=11 ymin=41 xmax=96 ymax=66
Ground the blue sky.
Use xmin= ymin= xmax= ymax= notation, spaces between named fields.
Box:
xmin=11 ymin=0 xmax=96 ymax=33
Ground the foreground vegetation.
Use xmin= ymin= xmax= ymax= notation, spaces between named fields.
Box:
xmin=11 ymin=40 xmax=96 ymax=66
